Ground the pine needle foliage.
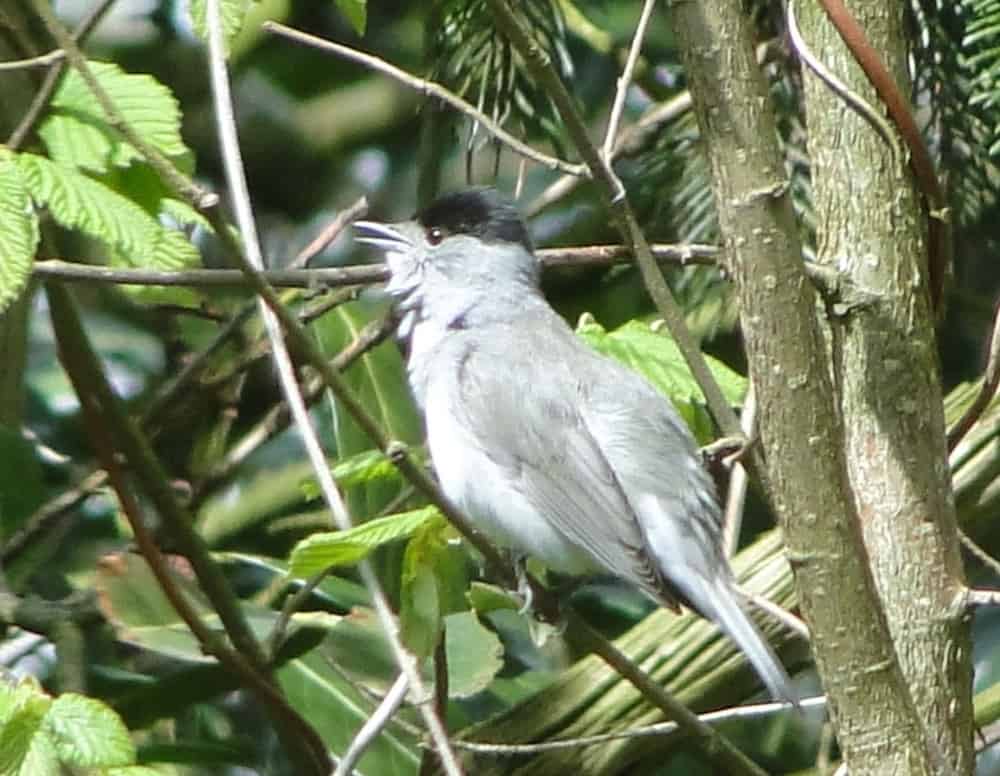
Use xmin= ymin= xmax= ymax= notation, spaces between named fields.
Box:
xmin=426 ymin=0 xmax=573 ymax=157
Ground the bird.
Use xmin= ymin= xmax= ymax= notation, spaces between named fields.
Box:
xmin=354 ymin=186 xmax=795 ymax=703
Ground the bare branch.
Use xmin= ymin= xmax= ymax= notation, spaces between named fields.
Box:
xmin=335 ymin=673 xmax=410 ymax=776
xmin=7 ymin=0 xmax=116 ymax=149
xmin=485 ymin=0 xmax=744 ymax=445
xmin=31 ymin=243 xmax=718 ymax=288
xmin=948 ymin=297 xmax=1000 ymax=451
xmin=206 ymin=6 xmax=463 ymax=772
xmin=263 ymin=21 xmax=588 ymax=178
xmin=454 ymin=695 xmax=825 ymax=755
xmin=601 ymin=0 xmax=657 ymax=161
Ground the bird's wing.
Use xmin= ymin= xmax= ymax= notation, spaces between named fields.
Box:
xmin=451 ymin=323 xmax=671 ymax=602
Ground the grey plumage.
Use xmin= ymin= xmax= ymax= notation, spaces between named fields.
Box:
xmin=354 ymin=187 xmax=794 ymax=703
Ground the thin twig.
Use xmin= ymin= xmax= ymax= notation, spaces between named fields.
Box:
xmin=453 ymin=695 xmax=825 ymax=755
xmin=948 ymin=298 xmax=1000 ymax=451
xmin=206 ymin=6 xmax=462 ymax=772
xmin=293 ymin=197 xmax=369 ymax=268
xmin=786 ymin=0 xmax=900 ymax=159
xmin=335 ymin=673 xmax=411 ymax=776
xmin=960 ymin=533 xmax=1000 ymax=581
xmin=746 ymin=592 xmax=810 ymax=640
xmin=723 ymin=382 xmax=757 ymax=556
xmin=485 ymin=0 xmax=744 ymax=445
xmin=601 ymin=0 xmax=658 ymax=162
xmin=0 ymin=48 xmax=64 ymax=70
xmin=32 ymin=243 xmax=718 ymax=288
xmin=45 ymin=282 xmax=330 ymax=774
xmin=7 ymin=0 xmax=116 ymax=149
xmin=29 ymin=0 xmax=217 ymax=209
xmin=262 ymin=21 xmax=587 ymax=178
xmin=197 ymin=315 xmax=394 ymax=496
xmin=563 ymin=608 xmax=770 ymax=776
xmin=966 ymin=588 xmax=1000 ymax=608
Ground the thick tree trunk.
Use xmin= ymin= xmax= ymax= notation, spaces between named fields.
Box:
xmin=666 ymin=0 xmax=959 ymax=772
xmin=799 ymin=1 xmax=974 ymax=771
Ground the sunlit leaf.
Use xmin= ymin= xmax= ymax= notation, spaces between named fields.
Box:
xmin=37 ymin=61 xmax=191 ymax=174
xmin=15 ymin=153 xmax=198 ymax=271
xmin=577 ymin=315 xmax=746 ymax=440
xmin=0 ymin=150 xmax=38 ymax=315
xmin=45 ymin=695 xmax=134 ymax=768
xmin=289 ymin=507 xmax=441 ymax=578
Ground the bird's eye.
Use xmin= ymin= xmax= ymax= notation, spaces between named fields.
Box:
xmin=427 ymin=227 xmax=444 ymax=246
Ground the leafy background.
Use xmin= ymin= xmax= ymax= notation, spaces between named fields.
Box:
xmin=3 ymin=0 xmax=1000 ymax=774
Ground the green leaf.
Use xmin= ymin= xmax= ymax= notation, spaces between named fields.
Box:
xmin=15 ymin=153 xmax=199 ymax=271
xmin=467 ymin=581 xmax=522 ymax=615
xmin=189 ymin=0 xmax=258 ymax=54
xmin=37 ymin=61 xmax=191 ymax=174
xmin=44 ymin=695 xmax=135 ymax=768
xmin=213 ymin=552 xmax=371 ymax=611
xmin=96 ymin=552 xmax=332 ymax=662
xmin=577 ymin=315 xmax=747 ymax=440
xmin=288 ymin=506 xmax=441 ymax=577
xmin=0 ymin=686 xmax=51 ymax=776
xmin=336 ymin=0 xmax=367 ymax=34
xmin=400 ymin=526 xmax=441 ymax=659
xmin=313 ymin=301 xmax=422 ymax=520
xmin=0 ymin=150 xmax=39 ymax=314
xmin=300 ymin=449 xmax=402 ymax=501
xmin=277 ymin=650 xmax=420 ymax=775
xmin=444 ymin=611 xmax=504 ymax=699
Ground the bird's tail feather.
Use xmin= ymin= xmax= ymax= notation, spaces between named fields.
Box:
xmin=693 ymin=576 xmax=797 ymax=705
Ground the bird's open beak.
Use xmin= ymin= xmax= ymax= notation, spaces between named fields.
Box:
xmin=353 ymin=221 xmax=414 ymax=253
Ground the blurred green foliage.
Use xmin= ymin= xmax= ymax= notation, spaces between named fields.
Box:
xmin=3 ymin=1 xmax=1000 ymax=774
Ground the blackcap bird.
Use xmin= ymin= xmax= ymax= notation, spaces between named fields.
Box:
xmin=354 ymin=187 xmax=794 ymax=702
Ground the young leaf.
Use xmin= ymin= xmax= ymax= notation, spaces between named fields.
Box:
xmin=300 ymin=449 xmax=401 ymax=501
xmin=44 ymin=695 xmax=135 ymax=768
xmin=15 ymin=153 xmax=198 ymax=271
xmin=289 ymin=506 xmax=441 ymax=577
xmin=577 ymin=315 xmax=746 ymax=440
xmin=37 ymin=61 xmax=191 ymax=174
xmin=0 ymin=150 xmax=39 ymax=314
xmin=0 ymin=686 xmax=51 ymax=776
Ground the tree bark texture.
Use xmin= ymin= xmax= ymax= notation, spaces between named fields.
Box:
xmin=799 ymin=1 xmax=974 ymax=771
xmin=666 ymin=0 xmax=944 ymax=772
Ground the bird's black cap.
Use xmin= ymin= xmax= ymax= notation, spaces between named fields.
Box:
xmin=415 ymin=187 xmax=533 ymax=252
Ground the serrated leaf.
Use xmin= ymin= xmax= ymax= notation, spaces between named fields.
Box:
xmin=44 ymin=695 xmax=135 ymax=768
xmin=0 ymin=684 xmax=54 ymax=776
xmin=577 ymin=315 xmax=746 ymax=436
xmin=289 ymin=506 xmax=441 ymax=577
xmin=336 ymin=0 xmax=366 ymax=34
xmin=38 ymin=61 xmax=190 ymax=174
xmin=188 ymin=0 xmax=258 ymax=54
xmin=0 ymin=150 xmax=39 ymax=315
xmin=15 ymin=153 xmax=198 ymax=271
